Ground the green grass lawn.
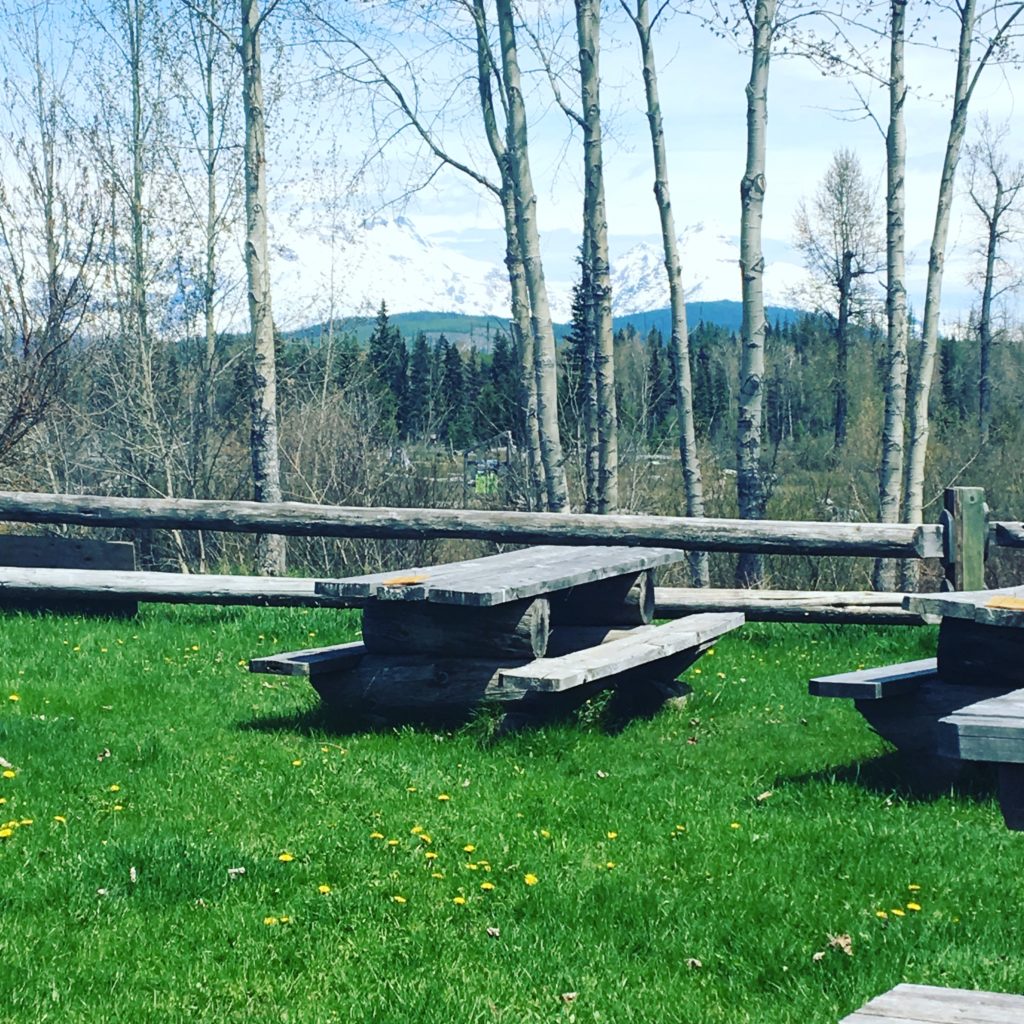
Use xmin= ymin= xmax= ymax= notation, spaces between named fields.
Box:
xmin=1 ymin=606 xmax=1022 ymax=1023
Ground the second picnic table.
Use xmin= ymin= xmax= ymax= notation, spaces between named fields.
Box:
xmin=252 ymin=545 xmax=743 ymax=721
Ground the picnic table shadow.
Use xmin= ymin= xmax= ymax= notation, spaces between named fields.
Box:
xmin=238 ymin=680 xmax=691 ymax=741
xmin=784 ymin=749 xmax=998 ymax=807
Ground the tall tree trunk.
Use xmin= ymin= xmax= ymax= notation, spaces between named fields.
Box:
xmin=628 ymin=0 xmax=708 ymax=586
xmin=735 ymin=0 xmax=775 ymax=588
xmin=977 ymin=188 xmax=1000 ymax=445
xmin=576 ymin=0 xmax=617 ymax=514
xmin=834 ymin=249 xmax=852 ymax=451
xmin=241 ymin=0 xmax=285 ymax=574
xmin=470 ymin=0 xmax=546 ymax=510
xmin=495 ymin=0 xmax=569 ymax=512
xmin=873 ymin=0 xmax=908 ymax=592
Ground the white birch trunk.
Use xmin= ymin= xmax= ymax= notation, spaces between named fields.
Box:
xmin=628 ymin=0 xmax=708 ymax=587
xmin=736 ymin=0 xmax=775 ymax=588
xmin=576 ymin=0 xmax=617 ymax=514
xmin=495 ymin=0 xmax=569 ymax=512
xmin=873 ymin=0 xmax=908 ymax=592
xmin=241 ymin=0 xmax=285 ymax=574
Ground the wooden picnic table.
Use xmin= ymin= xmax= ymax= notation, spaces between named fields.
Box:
xmin=811 ymin=585 xmax=1024 ymax=829
xmin=252 ymin=545 xmax=744 ymax=724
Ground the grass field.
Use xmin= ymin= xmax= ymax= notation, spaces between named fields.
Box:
xmin=1 ymin=606 xmax=1022 ymax=1023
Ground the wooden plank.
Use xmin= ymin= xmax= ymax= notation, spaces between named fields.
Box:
xmin=0 ymin=535 xmax=138 ymax=616
xmin=904 ymin=586 xmax=1024 ymax=622
xmin=939 ymin=689 xmax=1024 ymax=763
xmin=249 ymin=641 xmax=366 ymax=679
xmin=499 ymin=612 xmax=743 ymax=692
xmin=992 ymin=522 xmax=1024 ymax=549
xmin=317 ymin=546 xmax=686 ymax=607
xmin=0 ymin=491 xmax=946 ymax=558
xmin=942 ymin=486 xmax=987 ymax=592
xmin=0 ymin=565 xmax=357 ymax=607
xmin=841 ymin=983 xmax=1024 ymax=1023
xmin=658 ymin=587 xmax=922 ymax=625
xmin=809 ymin=659 xmax=938 ymax=699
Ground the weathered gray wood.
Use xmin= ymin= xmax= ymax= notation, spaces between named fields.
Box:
xmin=0 ymin=565 xmax=357 ymax=607
xmin=0 ymin=535 xmax=137 ymax=616
xmin=841 ymin=983 xmax=1024 ymax=1023
xmin=992 ymin=521 xmax=1024 ymax=549
xmin=659 ymin=587 xmax=923 ymax=625
xmin=904 ymin=586 xmax=1024 ymax=627
xmin=499 ymin=612 xmax=743 ymax=692
xmin=549 ymin=570 xmax=654 ymax=626
xmin=939 ymin=688 xmax=1024 ymax=764
xmin=317 ymin=546 xmax=685 ymax=607
xmin=809 ymin=659 xmax=937 ymax=699
xmin=361 ymin=597 xmax=550 ymax=658
xmin=0 ymin=491 xmax=945 ymax=558
xmin=937 ymin=617 xmax=1024 ymax=687
xmin=545 ymin=625 xmax=639 ymax=656
xmin=942 ymin=486 xmax=987 ymax=592
xmin=249 ymin=641 xmax=366 ymax=679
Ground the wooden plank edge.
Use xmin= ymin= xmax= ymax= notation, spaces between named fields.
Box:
xmin=249 ymin=641 xmax=367 ymax=678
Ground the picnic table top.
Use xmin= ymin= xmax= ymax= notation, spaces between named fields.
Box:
xmin=314 ymin=545 xmax=687 ymax=607
xmin=903 ymin=585 xmax=1024 ymax=628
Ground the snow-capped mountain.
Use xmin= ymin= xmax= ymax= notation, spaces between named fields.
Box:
xmin=262 ymin=213 xmax=805 ymax=329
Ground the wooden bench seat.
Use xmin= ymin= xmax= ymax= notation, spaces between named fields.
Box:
xmin=249 ymin=641 xmax=366 ymax=679
xmin=500 ymin=612 xmax=742 ymax=692
xmin=840 ymin=983 xmax=1024 ymax=1023
xmin=809 ymin=659 xmax=938 ymax=700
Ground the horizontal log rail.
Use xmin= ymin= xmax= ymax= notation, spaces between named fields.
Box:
xmin=0 ymin=491 xmax=945 ymax=559
xmin=992 ymin=522 xmax=1024 ymax=549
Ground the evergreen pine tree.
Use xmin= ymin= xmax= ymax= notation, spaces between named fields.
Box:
xmin=407 ymin=331 xmax=432 ymax=439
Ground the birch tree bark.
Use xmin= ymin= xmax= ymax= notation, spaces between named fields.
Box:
xmin=623 ymin=0 xmax=708 ymax=586
xmin=241 ymin=0 xmax=286 ymax=574
xmin=873 ymin=0 xmax=908 ymax=592
xmin=576 ymin=0 xmax=617 ymax=514
xmin=495 ymin=0 xmax=569 ymax=512
xmin=736 ymin=0 xmax=775 ymax=588
xmin=901 ymin=0 xmax=1024 ymax=583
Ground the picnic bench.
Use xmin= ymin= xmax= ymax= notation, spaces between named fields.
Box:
xmin=251 ymin=545 xmax=743 ymax=723
xmin=840 ymin=983 xmax=1024 ymax=1023
xmin=810 ymin=585 xmax=1024 ymax=829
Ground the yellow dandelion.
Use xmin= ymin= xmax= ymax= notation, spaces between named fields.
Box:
xmin=0 ymin=828 xmax=12 ymax=839
xmin=292 ymin=760 xmax=302 ymax=767
xmin=263 ymin=916 xmax=279 ymax=926
xmin=109 ymin=784 xmax=120 ymax=793
xmin=8 ymin=694 xmax=19 ymax=702
xmin=891 ymin=908 xmax=905 ymax=917
xmin=907 ymin=902 xmax=922 ymax=912
xmin=318 ymin=885 xmax=331 ymax=895
xmin=53 ymin=815 xmax=66 ymax=824
xmin=452 ymin=896 xmax=466 ymax=905
xmin=418 ymin=834 xmax=432 ymax=844
xmin=0 ymin=797 xmax=5 ymax=804
xmin=875 ymin=910 xmax=888 ymax=919
xmin=465 ymin=862 xmax=479 ymax=871
xmin=112 ymin=805 xmax=124 ymax=812
xmin=540 ymin=829 xmax=551 ymax=839
xmin=392 ymin=895 xmax=407 ymax=904
xmin=406 ymin=786 xmax=417 ymax=792
xmin=425 ymin=851 xmax=438 ymax=860
xmin=463 ymin=844 xmax=476 ymax=852
xmin=387 ymin=839 xmax=399 ymax=847
xmin=606 ymin=861 xmax=616 ymax=869
xmin=278 ymin=852 xmax=295 ymax=863
xmin=524 ymin=873 xmax=538 ymax=886
xmin=437 ymin=793 xmax=451 ymax=802
xmin=480 ymin=882 xmax=495 ymax=891
xmin=908 ymin=884 xmax=922 ymax=892
xmin=3 ymin=770 xmax=17 ymax=779
xmin=369 ymin=831 xmax=384 ymax=840
xmin=431 ymin=872 xmax=444 ymax=879
xmin=730 ymin=822 xmax=741 ymax=829
xmin=606 ymin=831 xmax=618 ymax=840
xmin=411 ymin=825 xmax=424 ymax=834
xmin=18 ymin=818 xmax=32 ymax=826
xmin=321 ymin=746 xmax=329 ymax=753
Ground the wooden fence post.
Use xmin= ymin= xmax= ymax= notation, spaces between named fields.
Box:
xmin=942 ymin=486 xmax=987 ymax=592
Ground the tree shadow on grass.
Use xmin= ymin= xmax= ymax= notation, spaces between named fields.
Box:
xmin=785 ymin=750 xmax=999 ymax=807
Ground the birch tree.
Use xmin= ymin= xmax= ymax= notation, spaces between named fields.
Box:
xmin=901 ymin=0 xmax=1024 ymax=563
xmin=964 ymin=116 xmax=1024 ymax=445
xmin=622 ymin=0 xmax=709 ymax=586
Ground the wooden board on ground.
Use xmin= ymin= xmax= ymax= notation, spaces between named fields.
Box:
xmin=499 ymin=612 xmax=743 ymax=692
xmin=840 ymin=983 xmax=1024 ymax=1023
xmin=0 ymin=535 xmax=137 ymax=616
xmin=315 ymin=545 xmax=687 ymax=607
